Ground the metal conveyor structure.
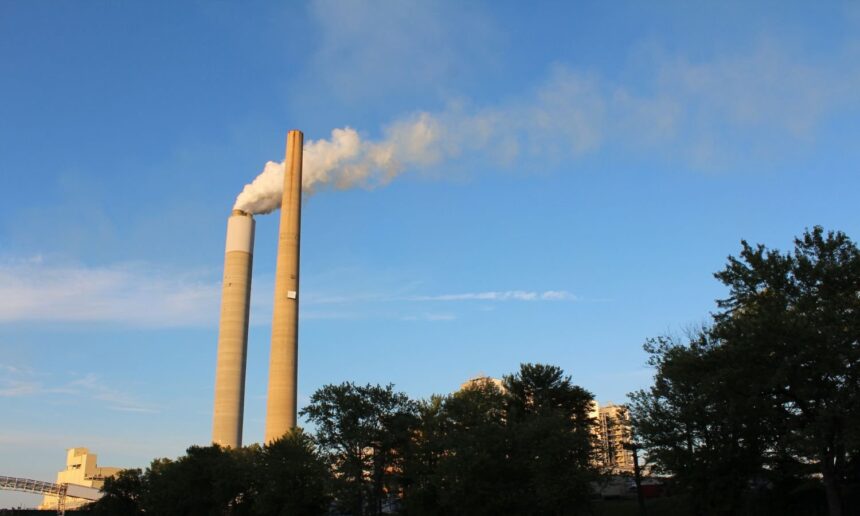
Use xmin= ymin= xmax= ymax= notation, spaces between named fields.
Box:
xmin=0 ymin=475 xmax=103 ymax=514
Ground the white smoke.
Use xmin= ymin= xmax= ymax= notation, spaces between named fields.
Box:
xmin=233 ymin=42 xmax=858 ymax=215
xmin=233 ymin=114 xmax=445 ymax=214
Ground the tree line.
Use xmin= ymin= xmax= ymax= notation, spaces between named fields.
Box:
xmin=88 ymin=364 xmax=600 ymax=515
xmin=87 ymin=226 xmax=859 ymax=515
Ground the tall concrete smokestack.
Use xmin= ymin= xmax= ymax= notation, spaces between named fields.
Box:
xmin=265 ymin=130 xmax=303 ymax=442
xmin=212 ymin=209 xmax=255 ymax=448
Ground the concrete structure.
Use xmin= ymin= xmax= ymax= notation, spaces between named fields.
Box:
xmin=212 ymin=209 xmax=255 ymax=448
xmin=265 ymin=130 xmax=304 ymax=443
xmin=39 ymin=448 xmax=120 ymax=510
xmin=595 ymin=403 xmax=635 ymax=474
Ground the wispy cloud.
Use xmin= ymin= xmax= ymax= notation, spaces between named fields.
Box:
xmin=400 ymin=313 xmax=457 ymax=322
xmin=0 ymin=379 xmax=41 ymax=397
xmin=0 ymin=256 xmax=575 ymax=326
xmin=409 ymin=290 xmax=576 ymax=302
xmin=0 ymin=257 xmax=219 ymax=327
xmin=0 ymin=366 xmax=157 ymax=413
xmin=306 ymin=0 xmax=499 ymax=103
xmin=0 ymin=363 xmax=36 ymax=375
xmin=296 ymin=289 xmax=575 ymax=321
xmin=66 ymin=373 xmax=159 ymax=414
xmin=0 ymin=430 xmax=189 ymax=458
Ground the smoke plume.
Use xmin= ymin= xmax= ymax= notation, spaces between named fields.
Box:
xmin=233 ymin=42 xmax=857 ymax=214
xmin=233 ymin=114 xmax=444 ymax=214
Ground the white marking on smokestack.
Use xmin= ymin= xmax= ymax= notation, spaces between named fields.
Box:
xmin=265 ymin=130 xmax=303 ymax=442
xmin=212 ymin=209 xmax=255 ymax=448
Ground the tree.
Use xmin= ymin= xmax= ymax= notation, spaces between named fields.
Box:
xmin=301 ymin=382 xmax=419 ymax=515
xmin=404 ymin=378 xmax=515 ymax=515
xmin=87 ymin=468 xmax=144 ymax=515
xmin=503 ymin=363 xmax=597 ymax=514
xmin=141 ymin=445 xmax=255 ymax=515
xmin=253 ymin=429 xmax=332 ymax=515
xmin=86 ymin=439 xmax=332 ymax=516
xmin=628 ymin=332 xmax=776 ymax=515
xmin=712 ymin=226 xmax=860 ymax=516
xmin=402 ymin=364 xmax=597 ymax=515
xmin=630 ymin=227 xmax=860 ymax=516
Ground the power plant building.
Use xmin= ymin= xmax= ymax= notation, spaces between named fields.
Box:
xmin=38 ymin=448 xmax=119 ymax=511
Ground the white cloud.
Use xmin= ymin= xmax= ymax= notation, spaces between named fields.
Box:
xmin=306 ymin=0 xmax=499 ymax=103
xmin=65 ymin=373 xmax=159 ymax=414
xmin=0 ymin=363 xmax=36 ymax=375
xmin=0 ymin=379 xmax=41 ymax=397
xmin=297 ymin=284 xmax=574 ymax=321
xmin=0 ymin=254 xmax=574 ymax=327
xmin=0 ymin=430 xmax=187 ymax=458
xmin=409 ymin=290 xmax=576 ymax=302
xmin=0 ymin=258 xmax=219 ymax=327
xmin=400 ymin=312 xmax=456 ymax=322
xmin=0 ymin=366 xmax=156 ymax=413
xmin=299 ymin=310 xmax=363 ymax=320
xmin=540 ymin=290 xmax=576 ymax=301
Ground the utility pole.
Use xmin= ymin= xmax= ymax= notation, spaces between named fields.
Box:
xmin=628 ymin=440 xmax=647 ymax=516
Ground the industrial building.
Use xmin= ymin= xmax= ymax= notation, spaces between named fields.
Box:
xmin=38 ymin=448 xmax=119 ymax=511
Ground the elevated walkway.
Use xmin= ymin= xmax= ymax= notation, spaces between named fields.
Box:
xmin=0 ymin=476 xmax=102 ymax=515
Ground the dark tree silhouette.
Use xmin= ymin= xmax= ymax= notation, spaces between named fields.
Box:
xmin=301 ymin=382 xmax=418 ymax=516
xmin=630 ymin=227 xmax=860 ymax=516
xmin=713 ymin=227 xmax=860 ymax=516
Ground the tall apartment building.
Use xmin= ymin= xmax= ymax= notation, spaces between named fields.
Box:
xmin=594 ymin=403 xmax=635 ymax=474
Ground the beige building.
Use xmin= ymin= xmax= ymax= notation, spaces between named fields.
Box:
xmin=39 ymin=448 xmax=121 ymax=510
xmin=594 ymin=403 xmax=635 ymax=474
xmin=459 ymin=375 xmax=506 ymax=392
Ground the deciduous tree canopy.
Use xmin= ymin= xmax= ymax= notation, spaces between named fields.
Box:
xmin=630 ymin=227 xmax=860 ymax=516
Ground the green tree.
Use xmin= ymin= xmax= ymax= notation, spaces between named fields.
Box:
xmin=403 ymin=365 xmax=597 ymax=515
xmin=301 ymin=382 xmax=418 ymax=516
xmin=504 ymin=363 xmax=597 ymax=514
xmin=141 ymin=445 xmax=255 ymax=515
xmin=252 ymin=429 xmax=332 ymax=515
xmin=630 ymin=227 xmax=860 ymax=516
xmin=399 ymin=395 xmax=447 ymax=513
xmin=86 ymin=468 xmax=144 ymax=515
xmin=712 ymin=226 xmax=860 ymax=516
xmin=628 ymin=332 xmax=776 ymax=515
xmin=405 ymin=379 xmax=515 ymax=515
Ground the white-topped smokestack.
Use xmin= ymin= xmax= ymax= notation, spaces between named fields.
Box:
xmin=212 ymin=209 xmax=255 ymax=448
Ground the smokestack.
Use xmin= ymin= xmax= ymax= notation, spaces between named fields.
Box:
xmin=265 ymin=130 xmax=303 ymax=442
xmin=212 ymin=209 xmax=255 ymax=448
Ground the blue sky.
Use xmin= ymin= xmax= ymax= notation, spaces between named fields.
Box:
xmin=2 ymin=0 xmax=860 ymax=507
